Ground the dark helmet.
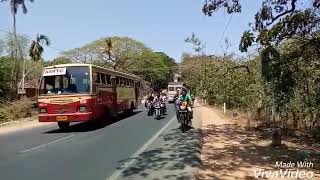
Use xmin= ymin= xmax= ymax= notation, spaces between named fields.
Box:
xmin=181 ymin=87 xmax=188 ymax=94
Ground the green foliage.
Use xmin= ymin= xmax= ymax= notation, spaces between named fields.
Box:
xmin=129 ymin=50 xmax=176 ymax=91
xmin=24 ymin=60 xmax=44 ymax=82
xmin=239 ymin=30 xmax=254 ymax=52
xmin=62 ymin=36 xmax=149 ymax=70
xmin=62 ymin=36 xmax=176 ymax=90
xmin=260 ymin=46 xmax=280 ymax=82
xmin=1 ymin=0 xmax=34 ymax=14
xmin=0 ymin=56 xmax=13 ymax=98
xmin=185 ymin=33 xmax=206 ymax=54
xmin=202 ymin=0 xmax=241 ymax=16
xmin=4 ymin=33 xmax=30 ymax=57
xmin=181 ymin=54 xmax=264 ymax=109
xmin=47 ymin=57 xmax=72 ymax=66
xmin=200 ymin=0 xmax=320 ymax=139
xmin=0 ymin=39 xmax=4 ymax=55
xmin=201 ymin=0 xmax=319 ymax=52
xmin=29 ymin=34 xmax=50 ymax=61
xmin=276 ymin=37 xmax=320 ymax=128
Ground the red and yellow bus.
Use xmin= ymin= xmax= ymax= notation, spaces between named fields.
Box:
xmin=38 ymin=64 xmax=142 ymax=129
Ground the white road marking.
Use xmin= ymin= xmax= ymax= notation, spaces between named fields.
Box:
xmin=19 ymin=134 xmax=75 ymax=154
xmin=107 ymin=116 xmax=177 ymax=180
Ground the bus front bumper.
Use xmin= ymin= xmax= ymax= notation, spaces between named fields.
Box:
xmin=39 ymin=112 xmax=94 ymax=122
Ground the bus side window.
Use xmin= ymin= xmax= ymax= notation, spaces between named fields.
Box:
xmin=120 ymin=78 xmax=124 ymax=86
xmin=111 ymin=76 xmax=116 ymax=86
xmin=125 ymin=79 xmax=128 ymax=87
xmin=96 ymin=73 xmax=101 ymax=84
xmin=118 ymin=77 xmax=121 ymax=86
xmin=101 ymin=74 xmax=106 ymax=84
xmin=93 ymin=72 xmax=98 ymax=83
xmin=116 ymin=77 xmax=120 ymax=85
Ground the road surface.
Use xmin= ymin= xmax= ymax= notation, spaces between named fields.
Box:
xmin=0 ymin=104 xmax=201 ymax=180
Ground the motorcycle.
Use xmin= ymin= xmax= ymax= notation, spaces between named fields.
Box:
xmin=146 ymin=101 xmax=154 ymax=116
xmin=160 ymin=102 xmax=166 ymax=114
xmin=154 ymin=102 xmax=162 ymax=120
xmin=177 ymin=104 xmax=191 ymax=133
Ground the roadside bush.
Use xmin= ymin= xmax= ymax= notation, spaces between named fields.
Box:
xmin=0 ymin=99 xmax=34 ymax=123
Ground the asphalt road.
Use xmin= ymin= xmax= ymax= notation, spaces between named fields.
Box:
xmin=0 ymin=104 xmax=201 ymax=180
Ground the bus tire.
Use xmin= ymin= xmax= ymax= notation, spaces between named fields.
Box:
xmin=105 ymin=108 xmax=113 ymax=121
xmin=58 ymin=122 xmax=70 ymax=130
xmin=128 ymin=101 xmax=135 ymax=114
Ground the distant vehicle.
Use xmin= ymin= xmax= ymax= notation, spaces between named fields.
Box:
xmin=167 ymin=82 xmax=183 ymax=103
xmin=38 ymin=63 xmax=142 ymax=130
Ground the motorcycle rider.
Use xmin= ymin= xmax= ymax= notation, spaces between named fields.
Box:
xmin=160 ymin=93 xmax=166 ymax=102
xmin=177 ymin=87 xmax=193 ymax=121
xmin=174 ymin=89 xmax=181 ymax=109
xmin=145 ymin=92 xmax=154 ymax=107
xmin=153 ymin=92 xmax=163 ymax=115
xmin=182 ymin=83 xmax=195 ymax=106
xmin=153 ymin=92 xmax=160 ymax=103
xmin=159 ymin=92 xmax=167 ymax=113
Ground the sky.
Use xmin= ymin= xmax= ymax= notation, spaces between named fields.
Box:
xmin=0 ymin=0 xmax=261 ymax=62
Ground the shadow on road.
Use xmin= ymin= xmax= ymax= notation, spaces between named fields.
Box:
xmin=117 ymin=123 xmax=202 ymax=179
xmin=44 ymin=111 xmax=142 ymax=134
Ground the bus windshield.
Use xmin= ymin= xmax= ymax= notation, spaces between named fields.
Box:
xmin=40 ymin=66 xmax=90 ymax=95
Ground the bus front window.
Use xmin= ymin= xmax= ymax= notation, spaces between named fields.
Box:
xmin=41 ymin=67 xmax=90 ymax=95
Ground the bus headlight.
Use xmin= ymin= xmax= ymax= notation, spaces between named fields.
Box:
xmin=79 ymin=106 xmax=86 ymax=112
xmin=39 ymin=108 xmax=47 ymax=113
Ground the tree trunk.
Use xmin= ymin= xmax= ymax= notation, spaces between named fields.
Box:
xmin=12 ymin=13 xmax=26 ymax=99
xmin=271 ymin=128 xmax=281 ymax=146
xmin=9 ymin=14 xmax=19 ymax=99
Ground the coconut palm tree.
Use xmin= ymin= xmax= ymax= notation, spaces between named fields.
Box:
xmin=105 ymin=38 xmax=113 ymax=61
xmin=29 ymin=34 xmax=50 ymax=61
xmin=1 ymin=0 xmax=34 ymax=37
xmin=1 ymin=0 xmax=34 ymax=98
xmin=103 ymin=38 xmax=118 ymax=70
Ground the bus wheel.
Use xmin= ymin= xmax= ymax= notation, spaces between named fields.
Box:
xmin=58 ymin=122 xmax=70 ymax=130
xmin=126 ymin=102 xmax=134 ymax=115
xmin=128 ymin=102 xmax=134 ymax=114
xmin=105 ymin=108 xmax=116 ymax=121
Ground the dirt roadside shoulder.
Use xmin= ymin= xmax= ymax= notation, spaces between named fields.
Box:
xmin=0 ymin=115 xmax=54 ymax=135
xmin=195 ymin=105 xmax=320 ymax=180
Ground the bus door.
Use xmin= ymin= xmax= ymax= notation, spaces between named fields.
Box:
xmin=111 ymin=76 xmax=118 ymax=114
xmin=134 ymin=81 xmax=139 ymax=107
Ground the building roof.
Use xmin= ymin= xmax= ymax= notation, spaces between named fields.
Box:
xmin=24 ymin=80 xmax=38 ymax=89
